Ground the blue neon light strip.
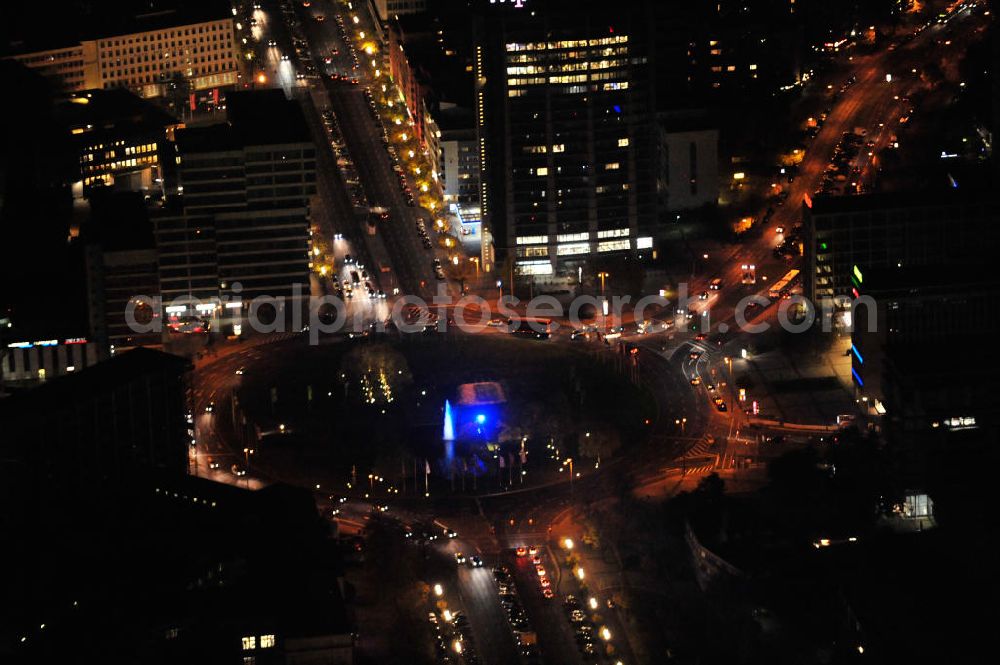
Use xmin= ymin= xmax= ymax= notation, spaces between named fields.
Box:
xmin=851 ymin=368 xmax=864 ymax=387
xmin=851 ymin=344 xmax=863 ymax=365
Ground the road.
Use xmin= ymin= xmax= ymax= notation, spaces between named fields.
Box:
xmin=296 ymin=1 xmax=460 ymax=301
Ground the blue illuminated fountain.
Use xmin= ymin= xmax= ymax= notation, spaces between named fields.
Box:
xmin=443 ymin=399 xmax=455 ymax=463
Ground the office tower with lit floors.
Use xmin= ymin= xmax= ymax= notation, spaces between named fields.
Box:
xmin=474 ymin=0 xmax=656 ymax=279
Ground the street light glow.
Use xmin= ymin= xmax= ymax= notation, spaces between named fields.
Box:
xmin=433 ymin=583 xmax=443 ymax=597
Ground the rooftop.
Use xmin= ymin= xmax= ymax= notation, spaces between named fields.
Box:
xmin=456 ymin=381 xmax=508 ymax=406
xmin=2 ymin=0 xmax=233 ymax=56
xmin=175 ymin=90 xmax=311 ymax=154
xmin=57 ymin=88 xmax=178 ymax=139
xmin=807 ymin=188 xmax=995 ymax=215
xmin=858 ymin=263 xmax=1000 ymax=295
xmin=0 ymin=347 xmax=190 ymax=415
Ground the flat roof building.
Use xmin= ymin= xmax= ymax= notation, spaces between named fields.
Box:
xmin=803 ymin=190 xmax=999 ymax=302
xmin=153 ymin=91 xmax=317 ymax=322
xmin=56 ymin=88 xmax=180 ymax=194
xmin=2 ymin=0 xmax=239 ymax=97
xmin=851 ymin=264 xmax=1000 ymax=445
xmin=437 ymin=105 xmax=481 ymax=225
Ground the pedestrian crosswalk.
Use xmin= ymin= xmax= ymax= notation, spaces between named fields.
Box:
xmin=683 ymin=437 xmax=714 ymax=458
xmin=682 ymin=461 xmax=716 ymax=476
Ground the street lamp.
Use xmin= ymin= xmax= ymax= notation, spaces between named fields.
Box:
xmin=675 ymin=417 xmax=687 ymax=435
xmin=597 ymin=271 xmax=609 ymax=296
xmin=563 ymin=538 xmax=574 ymax=550
xmin=243 ymin=447 xmax=254 ymax=487
xmin=433 ymin=583 xmax=443 ymax=597
xmin=563 ymin=458 xmax=574 ymax=492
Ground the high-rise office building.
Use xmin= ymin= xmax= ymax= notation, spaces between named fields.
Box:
xmin=474 ymin=0 xmax=657 ymax=277
xmin=153 ymin=91 xmax=317 ymax=320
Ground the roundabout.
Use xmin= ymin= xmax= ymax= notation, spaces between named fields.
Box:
xmin=192 ymin=333 xmax=660 ymax=498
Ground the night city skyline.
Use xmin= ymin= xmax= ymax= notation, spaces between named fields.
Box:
xmin=1 ymin=1 xmax=996 ymax=664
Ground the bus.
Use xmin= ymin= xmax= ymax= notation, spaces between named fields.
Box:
xmin=768 ymin=269 xmax=800 ymax=299
xmin=505 ymin=317 xmax=552 ymax=339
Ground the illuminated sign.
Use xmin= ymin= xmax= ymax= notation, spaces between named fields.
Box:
xmin=941 ymin=416 xmax=977 ymax=431
xmin=64 ymin=337 xmax=88 ymax=345
xmin=34 ymin=340 xmax=58 ymax=347
xmin=853 ymin=265 xmax=863 ymax=284
xmin=7 ymin=341 xmax=32 ymax=349
xmin=490 ymin=0 xmax=526 ymax=6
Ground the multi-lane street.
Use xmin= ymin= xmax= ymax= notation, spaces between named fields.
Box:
xmin=296 ymin=0 xmax=458 ymax=300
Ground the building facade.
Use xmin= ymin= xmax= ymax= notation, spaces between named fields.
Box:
xmin=440 ymin=127 xmax=481 ymax=222
xmin=58 ymin=88 xmax=180 ymax=193
xmin=474 ymin=0 xmax=657 ymax=277
xmin=803 ymin=191 xmax=1000 ymax=302
xmin=4 ymin=4 xmax=238 ymax=97
xmin=153 ymin=91 xmax=317 ymax=325
xmin=5 ymin=42 xmax=98 ymax=92
xmin=374 ymin=0 xmax=428 ymax=21
xmin=2 ymin=338 xmax=101 ymax=385
xmin=852 ymin=265 xmax=1000 ymax=447
xmin=657 ymin=111 xmax=719 ymax=211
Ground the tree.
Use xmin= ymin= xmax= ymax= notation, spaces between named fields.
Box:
xmin=498 ymin=423 xmax=526 ymax=444
xmin=578 ymin=425 xmax=622 ymax=461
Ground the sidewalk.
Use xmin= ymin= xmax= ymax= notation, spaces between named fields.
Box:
xmin=548 ymin=508 xmax=646 ymax=665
